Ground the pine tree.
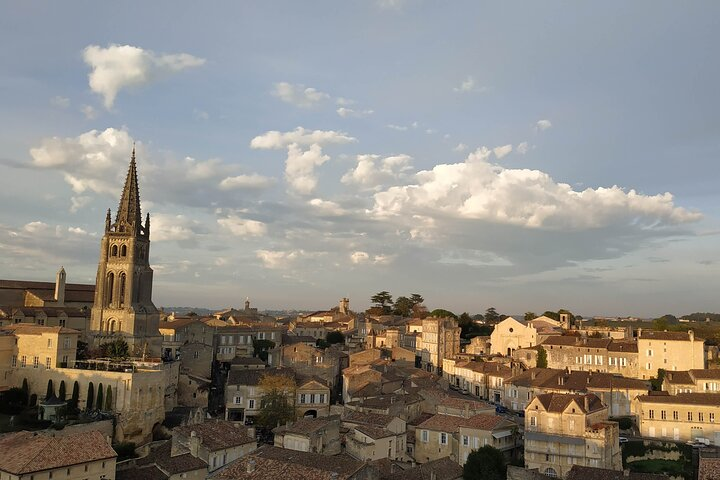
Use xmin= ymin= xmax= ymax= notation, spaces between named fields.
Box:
xmin=70 ymin=381 xmax=80 ymax=410
xmin=46 ymin=379 xmax=54 ymax=399
xmin=86 ymin=383 xmax=94 ymax=411
xmin=58 ymin=381 xmax=66 ymax=401
xmin=105 ymin=386 xmax=113 ymax=411
xmin=96 ymin=383 xmax=104 ymax=411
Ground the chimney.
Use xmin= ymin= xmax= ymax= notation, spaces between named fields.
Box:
xmin=189 ymin=431 xmax=200 ymax=457
xmin=689 ymin=330 xmax=695 ymax=342
xmin=583 ymin=396 xmax=589 ymax=412
xmin=637 ymin=328 xmax=642 ymax=339
xmin=247 ymin=459 xmax=256 ymax=473
xmin=54 ymin=266 xmax=66 ymax=305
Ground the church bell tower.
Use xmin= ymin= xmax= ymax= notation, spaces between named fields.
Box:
xmin=90 ymin=147 xmax=161 ymax=356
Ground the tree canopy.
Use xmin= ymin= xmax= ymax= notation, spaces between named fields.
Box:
xmin=484 ymin=307 xmax=501 ymax=324
xmin=326 ymin=331 xmax=345 ymax=344
xmin=430 ymin=308 xmax=457 ymax=319
xmin=256 ymin=373 xmax=296 ymax=428
xmin=463 ymin=445 xmax=507 ymax=480
xmin=536 ymin=346 xmax=548 ymax=368
xmin=524 ymin=312 xmax=537 ymax=322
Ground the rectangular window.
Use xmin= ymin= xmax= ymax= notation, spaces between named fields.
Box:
xmin=688 ymin=412 xmax=693 ymax=421
xmin=63 ymin=338 xmax=70 ymax=348
xmin=440 ymin=432 xmax=448 ymax=445
xmin=11 ymin=355 xmax=16 ymax=367
xmin=47 ymin=339 xmax=52 ymax=348
xmin=21 ymin=356 xmax=26 ymax=367
xmin=220 ymin=336 xmax=226 ymax=345
xmin=421 ymin=430 xmax=429 ymax=443
xmin=319 ymin=394 xmax=325 ymax=404
xmin=699 ymin=412 xmax=704 ymax=422
xmin=234 ymin=396 xmax=242 ymax=404
xmin=45 ymin=357 xmax=51 ymax=369
xmin=647 ymin=349 xmax=653 ymax=357
xmin=530 ymin=416 xmax=537 ymax=427
xmin=310 ymin=394 xmax=316 ymax=404
xmin=661 ymin=410 xmax=666 ymax=420
xmin=300 ymin=394 xmax=306 ymax=404
xmin=462 ymin=435 xmax=469 ymax=446
xmin=33 ymin=356 xmax=39 ymax=368
xmin=59 ymin=319 xmax=66 ymax=327
xmin=673 ymin=411 xmax=679 ymax=420
xmin=649 ymin=410 xmax=655 ymax=419
xmin=248 ymin=399 xmax=255 ymax=409
xmin=710 ymin=413 xmax=715 ymax=423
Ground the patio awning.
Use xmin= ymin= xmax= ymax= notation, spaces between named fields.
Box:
xmin=492 ymin=430 xmax=513 ymax=439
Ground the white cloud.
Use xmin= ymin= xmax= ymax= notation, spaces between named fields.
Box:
xmin=309 ymin=198 xmax=346 ymax=216
xmin=193 ymin=109 xmax=209 ymax=121
xmin=67 ymin=226 xmax=88 ymax=235
xmin=256 ymin=249 xmax=303 ymax=269
xmin=250 ymin=127 xmax=356 ymax=150
xmin=51 ymin=96 xmax=70 ymax=108
xmin=341 ymin=154 xmax=412 ymax=190
xmin=23 ymin=221 xmax=50 ymax=234
xmin=83 ymin=44 xmax=205 ymax=109
xmin=285 ymin=144 xmax=330 ymax=195
xmin=493 ymin=144 xmax=513 ymax=159
xmin=454 ymin=76 xmax=476 ymax=92
xmin=29 ymin=127 xmax=134 ymax=194
xmin=536 ymin=119 xmax=552 ymax=131
xmin=335 ymin=97 xmax=355 ymax=106
xmin=453 ymin=143 xmax=468 ymax=152
xmin=219 ymin=174 xmax=275 ymax=190
xmin=387 ymin=124 xmax=408 ymax=131
xmin=272 ymin=82 xmax=330 ymax=108
xmin=336 ymin=107 xmax=374 ymax=118
xmin=81 ymin=105 xmax=97 ymax=119
xmin=150 ymin=214 xmax=200 ymax=242
xmin=218 ymin=216 xmax=267 ymax=237
xmin=350 ymin=251 xmax=370 ymax=264
xmin=517 ymin=142 xmax=529 ymax=155
xmin=373 ymin=147 xmax=701 ymax=230
xmin=70 ymin=196 xmax=92 ymax=213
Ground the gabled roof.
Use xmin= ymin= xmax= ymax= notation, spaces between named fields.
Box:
xmin=342 ymin=410 xmax=396 ymax=427
xmin=418 ymin=413 xmax=510 ymax=433
xmin=0 ymin=430 xmax=116 ymax=474
xmin=174 ymin=421 xmax=255 ymax=452
xmin=533 ymin=392 xmax=605 ymax=414
xmin=0 ymin=323 xmax=80 ymax=335
xmin=387 ymin=456 xmax=463 ymax=480
xmin=639 ymin=330 xmax=703 ymax=342
xmin=636 ymin=392 xmax=720 ymax=406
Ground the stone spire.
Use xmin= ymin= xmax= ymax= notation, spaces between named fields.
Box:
xmin=115 ymin=145 xmax=142 ymax=235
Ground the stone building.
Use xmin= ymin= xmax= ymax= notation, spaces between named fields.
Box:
xmin=89 ymin=148 xmax=162 ymax=356
xmin=524 ymin=393 xmax=622 ymax=478
xmin=418 ymin=317 xmax=460 ymax=374
xmin=414 ymin=413 xmax=517 ymax=464
xmin=504 ymin=368 xmax=649 ymax=417
xmin=632 ymin=392 xmax=720 ymax=444
xmin=662 ymin=369 xmax=720 ymax=394
xmin=0 ymin=430 xmax=117 ymax=480
xmin=541 ymin=336 xmax=639 ymax=378
xmin=636 ymin=329 xmax=705 ymax=379
xmin=442 ymin=359 xmax=513 ymax=403
xmin=273 ymin=415 xmax=341 ymax=454
xmin=267 ymin=342 xmax=345 ymax=401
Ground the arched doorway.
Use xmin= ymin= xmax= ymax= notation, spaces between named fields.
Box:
xmin=304 ymin=410 xmax=318 ymax=418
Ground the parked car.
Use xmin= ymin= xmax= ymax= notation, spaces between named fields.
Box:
xmin=619 ymin=436 xmax=628 ymax=444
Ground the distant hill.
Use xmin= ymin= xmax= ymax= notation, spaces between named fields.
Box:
xmin=160 ymin=306 xmax=215 ymax=316
xmin=680 ymin=312 xmax=720 ymax=322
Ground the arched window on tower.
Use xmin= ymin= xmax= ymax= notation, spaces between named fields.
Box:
xmin=109 ymin=319 xmax=115 ymax=333
xmin=106 ymin=273 xmax=115 ymax=306
xmin=120 ymin=245 xmax=127 ymax=257
xmin=119 ymin=273 xmax=126 ymax=307
xmin=111 ymin=245 xmax=118 ymax=257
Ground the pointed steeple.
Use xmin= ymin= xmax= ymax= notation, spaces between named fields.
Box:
xmin=115 ymin=145 xmax=142 ymax=235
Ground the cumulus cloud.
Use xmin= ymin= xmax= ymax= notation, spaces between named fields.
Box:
xmin=336 ymin=107 xmax=374 ymax=118
xmin=272 ymin=82 xmax=330 ymax=108
xmin=350 ymin=251 xmax=395 ymax=265
xmin=256 ymin=249 xmax=303 ymax=269
xmin=150 ymin=214 xmax=202 ymax=242
xmin=83 ymin=44 xmax=205 ymax=108
xmin=454 ymin=76 xmax=476 ymax=92
xmin=285 ymin=144 xmax=329 ymax=195
xmin=218 ymin=216 xmax=267 ymax=237
xmin=536 ymin=119 xmax=552 ymax=131
xmin=453 ymin=143 xmax=468 ymax=153
xmin=373 ymin=147 xmax=701 ymax=230
xmin=70 ymin=196 xmax=92 ymax=213
xmin=517 ymin=142 xmax=529 ymax=155
xmin=309 ymin=198 xmax=346 ymax=216
xmin=350 ymin=251 xmax=370 ymax=264
xmin=493 ymin=144 xmax=513 ymax=159
xmin=219 ymin=174 xmax=275 ymax=190
xmin=341 ymin=154 xmax=412 ymax=190
xmin=250 ymin=127 xmax=356 ymax=150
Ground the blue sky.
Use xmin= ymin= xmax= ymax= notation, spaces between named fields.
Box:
xmin=1 ymin=1 xmax=719 ymax=316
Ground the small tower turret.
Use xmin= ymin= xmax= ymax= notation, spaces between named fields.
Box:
xmin=54 ymin=266 xmax=66 ymax=305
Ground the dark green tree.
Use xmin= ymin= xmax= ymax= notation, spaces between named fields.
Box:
xmin=253 ymin=339 xmax=276 ymax=361
xmin=409 ymin=293 xmax=424 ymax=306
xmin=484 ymin=307 xmax=501 ymax=324
xmin=650 ymin=368 xmax=666 ymax=391
xmin=256 ymin=374 xmax=296 ymax=428
xmin=100 ymin=338 xmax=130 ymax=359
xmin=393 ymin=296 xmax=413 ymax=317
xmin=0 ymin=387 xmax=27 ymax=415
xmin=542 ymin=311 xmax=560 ymax=321
xmin=463 ymin=445 xmax=507 ymax=480
xmin=430 ymin=309 xmax=457 ymax=319
xmin=76 ymin=340 xmax=89 ymax=360
xmin=96 ymin=383 xmax=104 ymax=410
xmin=105 ymin=386 xmax=113 ymax=411
xmin=537 ymin=346 xmax=548 ymax=368
xmin=458 ymin=312 xmax=475 ymax=338
xmin=326 ymin=331 xmax=345 ymax=344
xmin=86 ymin=382 xmax=94 ymax=411
xmin=46 ymin=379 xmax=54 ymax=400
xmin=58 ymin=381 xmax=66 ymax=401
xmin=70 ymin=381 xmax=80 ymax=410
xmin=524 ymin=312 xmax=537 ymax=322
xmin=370 ymin=291 xmax=393 ymax=313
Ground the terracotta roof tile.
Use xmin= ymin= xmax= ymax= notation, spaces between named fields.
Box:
xmin=174 ymin=420 xmax=255 ymax=452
